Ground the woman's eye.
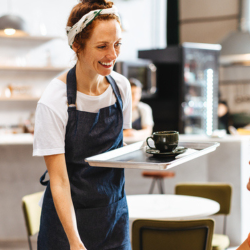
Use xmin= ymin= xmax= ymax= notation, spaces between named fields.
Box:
xmin=115 ymin=43 xmax=122 ymax=47
xmin=98 ymin=46 xmax=106 ymax=49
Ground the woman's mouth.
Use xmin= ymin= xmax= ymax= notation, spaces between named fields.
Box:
xmin=99 ymin=61 xmax=113 ymax=68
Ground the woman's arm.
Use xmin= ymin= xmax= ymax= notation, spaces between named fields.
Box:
xmin=44 ymin=154 xmax=86 ymax=250
xmin=123 ymin=125 xmax=153 ymax=140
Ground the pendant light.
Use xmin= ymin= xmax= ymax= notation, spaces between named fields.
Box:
xmin=0 ymin=0 xmax=29 ymax=36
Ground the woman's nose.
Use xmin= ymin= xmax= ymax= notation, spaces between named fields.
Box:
xmin=107 ymin=47 xmax=118 ymax=60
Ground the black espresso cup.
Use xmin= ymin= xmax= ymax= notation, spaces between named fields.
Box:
xmin=146 ymin=131 xmax=179 ymax=152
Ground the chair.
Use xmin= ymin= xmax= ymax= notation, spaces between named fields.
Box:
xmin=132 ymin=219 xmax=214 ymax=250
xmin=175 ymin=183 xmax=232 ymax=250
xmin=22 ymin=191 xmax=44 ymax=250
xmin=141 ymin=171 xmax=175 ymax=194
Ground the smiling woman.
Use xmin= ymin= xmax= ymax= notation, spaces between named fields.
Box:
xmin=33 ymin=1 xmax=132 ymax=250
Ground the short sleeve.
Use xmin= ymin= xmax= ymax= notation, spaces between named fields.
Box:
xmin=122 ymin=83 xmax=132 ymax=129
xmin=139 ymin=102 xmax=154 ymax=127
xmin=33 ymin=103 xmax=66 ymax=156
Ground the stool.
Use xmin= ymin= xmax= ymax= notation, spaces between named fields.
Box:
xmin=142 ymin=171 xmax=175 ymax=194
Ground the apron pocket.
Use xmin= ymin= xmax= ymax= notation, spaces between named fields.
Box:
xmin=76 ymin=196 xmax=130 ymax=250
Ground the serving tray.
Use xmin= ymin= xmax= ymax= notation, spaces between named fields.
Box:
xmin=85 ymin=141 xmax=220 ymax=170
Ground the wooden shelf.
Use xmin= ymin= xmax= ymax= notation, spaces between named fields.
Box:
xmin=0 ymin=65 xmax=68 ymax=72
xmin=0 ymin=96 xmax=39 ymax=101
xmin=0 ymin=35 xmax=65 ymax=42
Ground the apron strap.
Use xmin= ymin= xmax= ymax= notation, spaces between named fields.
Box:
xmin=40 ymin=170 xmax=49 ymax=186
xmin=106 ymin=75 xmax=123 ymax=110
xmin=67 ymin=65 xmax=77 ymax=107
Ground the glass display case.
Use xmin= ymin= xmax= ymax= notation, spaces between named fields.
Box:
xmin=182 ymin=44 xmax=220 ymax=135
xmin=138 ymin=42 xmax=221 ymax=135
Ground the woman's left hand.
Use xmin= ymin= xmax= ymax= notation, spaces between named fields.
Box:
xmin=123 ymin=129 xmax=137 ymax=137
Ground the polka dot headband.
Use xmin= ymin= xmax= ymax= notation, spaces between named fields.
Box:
xmin=66 ymin=6 xmax=120 ymax=48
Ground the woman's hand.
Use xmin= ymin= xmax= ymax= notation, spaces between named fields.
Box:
xmin=123 ymin=129 xmax=137 ymax=137
xmin=70 ymin=242 xmax=87 ymax=250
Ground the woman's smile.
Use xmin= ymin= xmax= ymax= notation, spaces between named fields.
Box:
xmin=99 ymin=61 xmax=114 ymax=68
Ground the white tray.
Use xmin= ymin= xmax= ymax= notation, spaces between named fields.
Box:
xmin=85 ymin=141 xmax=220 ymax=170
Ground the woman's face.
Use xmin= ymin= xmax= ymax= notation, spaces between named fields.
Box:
xmin=76 ymin=19 xmax=122 ymax=76
xmin=131 ymin=86 xmax=142 ymax=109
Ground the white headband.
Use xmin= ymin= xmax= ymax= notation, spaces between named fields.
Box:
xmin=66 ymin=6 xmax=120 ymax=48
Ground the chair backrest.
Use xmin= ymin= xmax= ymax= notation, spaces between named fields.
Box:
xmin=175 ymin=183 xmax=232 ymax=215
xmin=132 ymin=219 xmax=214 ymax=250
xmin=22 ymin=191 xmax=43 ymax=236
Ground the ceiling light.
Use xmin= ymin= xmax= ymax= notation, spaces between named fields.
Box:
xmin=0 ymin=14 xmax=29 ymax=37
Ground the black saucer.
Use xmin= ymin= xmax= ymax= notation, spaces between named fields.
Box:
xmin=146 ymin=147 xmax=187 ymax=158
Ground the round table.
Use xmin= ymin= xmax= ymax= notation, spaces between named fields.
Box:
xmin=127 ymin=194 xmax=220 ymax=220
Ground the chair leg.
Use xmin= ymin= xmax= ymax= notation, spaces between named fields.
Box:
xmin=27 ymin=235 xmax=33 ymax=250
xmin=223 ymin=215 xmax=227 ymax=235
xmin=160 ymin=179 xmax=165 ymax=194
xmin=157 ymin=179 xmax=165 ymax=194
xmin=149 ymin=178 xmax=156 ymax=194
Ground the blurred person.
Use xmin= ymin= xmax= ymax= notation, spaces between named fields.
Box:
xmin=218 ymin=91 xmax=230 ymax=133
xmin=123 ymin=78 xmax=154 ymax=139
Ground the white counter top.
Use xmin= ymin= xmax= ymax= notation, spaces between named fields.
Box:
xmin=179 ymin=134 xmax=250 ymax=142
xmin=0 ymin=133 xmax=33 ymax=144
xmin=124 ymin=134 xmax=250 ymax=144
xmin=1 ymin=133 xmax=250 ymax=145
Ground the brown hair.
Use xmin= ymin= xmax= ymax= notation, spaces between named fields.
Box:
xmin=129 ymin=78 xmax=143 ymax=88
xmin=67 ymin=0 xmax=120 ymax=56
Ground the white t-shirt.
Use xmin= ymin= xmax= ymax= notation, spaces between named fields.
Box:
xmin=132 ymin=102 xmax=154 ymax=128
xmin=33 ymin=71 xmax=132 ymax=156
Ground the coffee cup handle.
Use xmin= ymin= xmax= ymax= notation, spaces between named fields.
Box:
xmin=146 ymin=136 xmax=156 ymax=149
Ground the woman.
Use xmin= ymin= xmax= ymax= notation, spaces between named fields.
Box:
xmin=236 ymin=176 xmax=250 ymax=250
xmin=33 ymin=1 xmax=132 ymax=249
xmin=123 ymin=78 xmax=154 ymax=140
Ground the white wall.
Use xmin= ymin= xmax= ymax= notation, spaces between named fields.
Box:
xmin=179 ymin=0 xmax=238 ymax=44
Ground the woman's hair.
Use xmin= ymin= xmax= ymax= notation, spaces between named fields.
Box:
xmin=129 ymin=78 xmax=143 ymax=88
xmin=67 ymin=0 xmax=120 ymax=56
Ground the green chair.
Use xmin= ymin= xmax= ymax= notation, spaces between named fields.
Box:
xmin=22 ymin=191 xmax=44 ymax=250
xmin=132 ymin=219 xmax=214 ymax=250
xmin=175 ymin=183 xmax=232 ymax=250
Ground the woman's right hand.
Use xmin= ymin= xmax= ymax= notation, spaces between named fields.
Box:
xmin=70 ymin=242 xmax=87 ymax=250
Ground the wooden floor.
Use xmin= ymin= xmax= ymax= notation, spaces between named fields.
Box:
xmin=0 ymin=240 xmax=37 ymax=250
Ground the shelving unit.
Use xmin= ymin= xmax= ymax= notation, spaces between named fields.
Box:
xmin=0 ymin=96 xmax=39 ymax=101
xmin=0 ymin=35 xmax=65 ymax=48
xmin=0 ymin=35 xmax=68 ymax=127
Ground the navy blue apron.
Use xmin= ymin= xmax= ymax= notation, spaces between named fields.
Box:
xmin=38 ymin=66 xmax=131 ymax=250
xmin=132 ymin=108 xmax=142 ymax=130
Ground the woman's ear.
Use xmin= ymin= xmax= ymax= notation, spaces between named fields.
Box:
xmin=72 ymin=42 xmax=79 ymax=53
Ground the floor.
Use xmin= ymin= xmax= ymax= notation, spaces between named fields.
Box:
xmin=0 ymin=240 xmax=37 ymax=250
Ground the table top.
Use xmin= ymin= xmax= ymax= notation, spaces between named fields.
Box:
xmin=127 ymin=194 xmax=220 ymax=220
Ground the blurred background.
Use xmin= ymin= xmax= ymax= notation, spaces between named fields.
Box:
xmin=0 ymin=0 xmax=250 ymax=249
